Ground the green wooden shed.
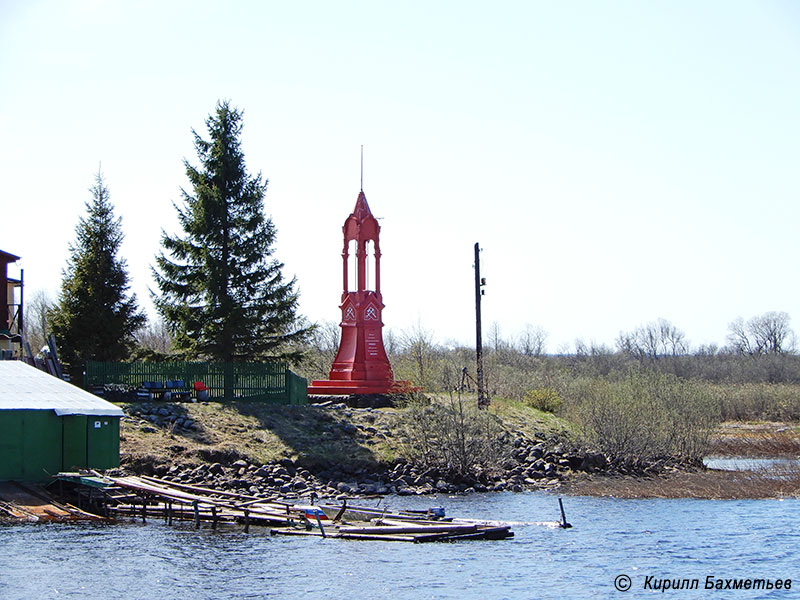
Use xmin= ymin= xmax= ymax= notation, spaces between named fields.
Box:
xmin=0 ymin=361 xmax=124 ymax=482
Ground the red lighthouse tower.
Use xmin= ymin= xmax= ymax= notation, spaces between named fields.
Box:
xmin=308 ymin=189 xmax=410 ymax=396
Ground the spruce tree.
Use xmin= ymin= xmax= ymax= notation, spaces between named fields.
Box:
xmin=153 ymin=100 xmax=309 ymax=367
xmin=50 ymin=170 xmax=146 ymax=384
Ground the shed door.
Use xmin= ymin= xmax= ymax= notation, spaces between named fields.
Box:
xmin=62 ymin=415 xmax=88 ymax=472
xmin=87 ymin=417 xmax=119 ymax=470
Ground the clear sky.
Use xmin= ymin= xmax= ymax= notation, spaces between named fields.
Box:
xmin=2 ymin=1 xmax=799 ymax=353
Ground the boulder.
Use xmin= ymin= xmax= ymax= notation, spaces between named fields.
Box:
xmin=580 ymin=452 xmax=607 ymax=471
xmin=341 ymin=423 xmax=358 ymax=435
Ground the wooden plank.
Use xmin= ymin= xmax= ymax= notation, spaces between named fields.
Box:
xmin=318 ymin=504 xmax=430 ymax=522
xmin=411 ymin=526 xmax=513 ymax=543
xmin=335 ymin=532 xmax=418 ymax=542
xmin=109 ymin=476 xmax=294 ymax=526
xmin=0 ymin=500 xmax=38 ymax=521
xmin=0 ymin=482 xmax=104 ymax=522
xmin=337 ymin=524 xmax=479 ymax=535
xmin=270 ymin=528 xmax=417 ymax=542
xmin=140 ymin=475 xmax=289 ymax=506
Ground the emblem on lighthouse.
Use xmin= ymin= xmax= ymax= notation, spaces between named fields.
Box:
xmin=344 ymin=305 xmax=356 ymax=321
xmin=365 ymin=305 xmax=378 ymax=321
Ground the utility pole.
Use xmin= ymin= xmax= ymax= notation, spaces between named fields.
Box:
xmin=474 ymin=242 xmax=488 ymax=408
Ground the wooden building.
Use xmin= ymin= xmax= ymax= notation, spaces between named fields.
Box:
xmin=0 ymin=361 xmax=124 ymax=482
xmin=0 ymin=249 xmax=22 ymax=357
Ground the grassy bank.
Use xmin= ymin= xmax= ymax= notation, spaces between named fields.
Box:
xmin=119 ymin=395 xmax=571 ymax=475
xmin=118 ymin=391 xmax=800 ymax=499
xmin=120 ymin=401 xmax=403 ymax=472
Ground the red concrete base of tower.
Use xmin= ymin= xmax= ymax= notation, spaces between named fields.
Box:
xmin=308 ymin=379 xmax=418 ymax=396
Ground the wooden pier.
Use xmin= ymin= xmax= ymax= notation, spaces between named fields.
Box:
xmin=0 ymin=481 xmax=107 ymax=523
xmin=50 ymin=474 xmax=517 ymax=542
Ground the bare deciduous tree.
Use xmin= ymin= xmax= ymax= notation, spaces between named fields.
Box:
xmin=617 ymin=318 xmax=688 ymax=360
xmin=727 ymin=311 xmax=795 ymax=355
xmin=516 ymin=323 xmax=547 ymax=357
xmin=383 ymin=327 xmax=399 ymax=360
xmin=23 ymin=289 xmax=54 ymax=353
xmin=294 ymin=319 xmax=340 ymax=380
xmin=488 ymin=321 xmax=504 ymax=353
xmin=398 ymin=322 xmax=438 ymax=391
xmin=134 ymin=317 xmax=174 ymax=356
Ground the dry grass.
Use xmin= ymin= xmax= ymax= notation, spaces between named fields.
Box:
xmin=119 ymin=400 xmax=800 ymax=500
xmin=708 ymin=422 xmax=800 ymax=457
xmin=120 ymin=401 xmax=407 ymax=471
xmin=489 ymin=395 xmax=576 ymax=439
xmin=565 ymin=466 xmax=800 ymax=499
xmin=119 ymin=395 xmax=570 ymax=475
xmin=565 ymin=421 xmax=800 ymax=499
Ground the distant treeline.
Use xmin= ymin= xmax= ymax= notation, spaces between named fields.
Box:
xmin=297 ymin=316 xmax=800 ymax=429
xmin=299 ymin=316 xmax=800 ymax=387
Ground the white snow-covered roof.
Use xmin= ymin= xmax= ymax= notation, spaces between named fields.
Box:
xmin=0 ymin=361 xmax=124 ymax=416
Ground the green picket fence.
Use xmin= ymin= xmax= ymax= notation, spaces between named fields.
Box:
xmin=85 ymin=360 xmax=307 ymax=405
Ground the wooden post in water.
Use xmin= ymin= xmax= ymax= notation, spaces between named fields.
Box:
xmin=558 ymin=498 xmax=571 ymax=529
xmin=141 ymin=498 xmax=147 ymax=523
xmin=193 ymin=500 xmax=200 ymax=529
xmin=244 ymin=509 xmax=250 ymax=533
xmin=211 ymin=506 xmax=218 ymax=530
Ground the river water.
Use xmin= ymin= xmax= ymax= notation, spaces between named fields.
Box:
xmin=1 ymin=491 xmax=797 ymax=599
xmin=704 ymin=456 xmax=800 ymax=472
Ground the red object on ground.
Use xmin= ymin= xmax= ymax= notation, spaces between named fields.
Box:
xmin=193 ymin=381 xmax=208 ymax=392
xmin=308 ymin=190 xmax=415 ymax=396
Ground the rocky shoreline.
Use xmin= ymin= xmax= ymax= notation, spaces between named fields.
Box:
xmin=117 ymin=400 xmax=685 ymax=500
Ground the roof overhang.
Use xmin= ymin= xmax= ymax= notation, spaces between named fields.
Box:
xmin=0 ymin=361 xmax=125 ymax=417
xmin=0 ymin=250 xmax=20 ymax=264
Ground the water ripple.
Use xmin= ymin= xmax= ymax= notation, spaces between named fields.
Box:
xmin=0 ymin=493 xmax=798 ymax=599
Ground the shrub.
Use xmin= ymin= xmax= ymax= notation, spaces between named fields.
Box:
xmin=562 ymin=368 xmax=721 ymax=466
xmin=523 ymin=387 xmax=563 ymax=413
xmin=398 ymin=392 xmax=509 ymax=480
xmin=714 ymin=383 xmax=800 ymax=421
